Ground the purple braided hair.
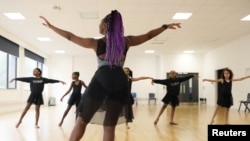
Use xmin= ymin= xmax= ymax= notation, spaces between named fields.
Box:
xmin=103 ymin=10 xmax=125 ymax=66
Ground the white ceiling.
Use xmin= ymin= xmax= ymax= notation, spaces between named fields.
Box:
xmin=0 ymin=0 xmax=250 ymax=56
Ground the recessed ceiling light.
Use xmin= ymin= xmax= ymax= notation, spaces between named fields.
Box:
xmin=183 ymin=50 xmax=194 ymax=54
xmin=37 ymin=37 xmax=51 ymax=41
xmin=241 ymin=15 xmax=250 ymax=21
xmin=55 ymin=50 xmax=65 ymax=54
xmin=172 ymin=13 xmax=192 ymax=20
xmin=145 ymin=50 xmax=155 ymax=54
xmin=3 ymin=13 xmax=26 ymax=20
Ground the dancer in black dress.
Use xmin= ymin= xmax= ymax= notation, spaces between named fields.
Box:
xmin=9 ymin=68 xmax=65 ymax=128
xmin=59 ymin=72 xmax=87 ymax=126
xmin=40 ymin=10 xmax=181 ymax=141
xmin=203 ymin=68 xmax=250 ymax=124
xmin=152 ymin=70 xmax=198 ymax=125
xmin=123 ymin=67 xmax=152 ymax=129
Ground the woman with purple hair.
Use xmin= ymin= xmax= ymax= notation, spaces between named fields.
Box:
xmin=40 ymin=10 xmax=181 ymax=141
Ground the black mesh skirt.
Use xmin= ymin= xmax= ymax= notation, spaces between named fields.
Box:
xmin=77 ymin=66 xmax=129 ymax=126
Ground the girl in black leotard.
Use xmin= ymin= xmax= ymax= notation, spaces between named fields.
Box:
xmin=40 ymin=10 xmax=181 ymax=141
xmin=9 ymin=68 xmax=65 ymax=128
xmin=123 ymin=67 xmax=152 ymax=129
xmin=59 ymin=72 xmax=87 ymax=126
xmin=203 ymin=68 xmax=250 ymax=124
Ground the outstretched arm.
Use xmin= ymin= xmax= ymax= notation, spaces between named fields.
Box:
xmin=9 ymin=77 xmax=32 ymax=83
xmin=232 ymin=76 xmax=250 ymax=82
xmin=43 ymin=78 xmax=66 ymax=85
xmin=131 ymin=77 xmax=153 ymax=82
xmin=126 ymin=23 xmax=181 ymax=47
xmin=152 ymin=79 xmax=168 ymax=86
xmin=203 ymin=78 xmax=223 ymax=83
xmin=39 ymin=16 xmax=97 ymax=50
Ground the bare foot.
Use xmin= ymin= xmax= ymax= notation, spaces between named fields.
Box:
xmin=210 ymin=120 xmax=214 ymax=125
xmin=126 ymin=125 xmax=130 ymax=129
xmin=35 ymin=125 xmax=40 ymax=128
xmin=154 ymin=118 xmax=159 ymax=125
xmin=169 ymin=122 xmax=178 ymax=125
xmin=58 ymin=121 xmax=63 ymax=127
xmin=16 ymin=121 xmax=21 ymax=128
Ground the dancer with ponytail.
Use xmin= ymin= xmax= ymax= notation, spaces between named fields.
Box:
xmin=40 ymin=10 xmax=181 ymax=141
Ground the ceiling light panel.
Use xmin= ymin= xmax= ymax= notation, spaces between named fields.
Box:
xmin=3 ymin=13 xmax=26 ymax=20
xmin=172 ymin=13 xmax=192 ymax=20
xmin=37 ymin=37 xmax=51 ymax=41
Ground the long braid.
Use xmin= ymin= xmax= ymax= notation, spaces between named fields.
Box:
xmin=104 ymin=10 xmax=125 ymax=66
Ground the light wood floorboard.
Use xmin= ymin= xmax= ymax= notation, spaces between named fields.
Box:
xmin=0 ymin=103 xmax=249 ymax=141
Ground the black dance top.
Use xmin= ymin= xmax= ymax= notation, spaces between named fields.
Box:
xmin=71 ymin=81 xmax=83 ymax=95
xmin=15 ymin=77 xmax=60 ymax=94
xmin=96 ymin=39 xmax=128 ymax=68
xmin=220 ymin=79 xmax=232 ymax=94
xmin=153 ymin=75 xmax=194 ymax=96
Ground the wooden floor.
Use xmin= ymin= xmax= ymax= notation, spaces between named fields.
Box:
xmin=0 ymin=103 xmax=249 ymax=141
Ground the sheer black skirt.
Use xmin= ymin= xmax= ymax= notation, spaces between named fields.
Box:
xmin=77 ymin=66 xmax=129 ymax=126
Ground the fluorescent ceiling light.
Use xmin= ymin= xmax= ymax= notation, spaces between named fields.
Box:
xmin=37 ymin=37 xmax=51 ymax=41
xmin=241 ymin=15 xmax=250 ymax=21
xmin=172 ymin=13 xmax=192 ymax=20
xmin=3 ymin=13 xmax=26 ymax=20
xmin=183 ymin=50 xmax=194 ymax=54
xmin=55 ymin=50 xmax=65 ymax=54
xmin=145 ymin=50 xmax=155 ymax=54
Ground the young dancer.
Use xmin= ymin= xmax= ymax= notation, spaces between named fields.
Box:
xmin=152 ymin=70 xmax=198 ymax=125
xmin=203 ymin=68 xmax=250 ymax=124
xmin=59 ymin=72 xmax=87 ymax=127
xmin=40 ymin=10 xmax=181 ymax=141
xmin=123 ymin=67 xmax=152 ymax=129
xmin=9 ymin=68 xmax=65 ymax=128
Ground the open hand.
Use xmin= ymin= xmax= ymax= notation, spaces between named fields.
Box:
xmin=39 ymin=16 xmax=52 ymax=28
xmin=167 ymin=23 xmax=181 ymax=29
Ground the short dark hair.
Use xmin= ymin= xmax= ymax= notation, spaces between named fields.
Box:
xmin=73 ymin=72 xmax=80 ymax=77
xmin=35 ymin=68 xmax=42 ymax=75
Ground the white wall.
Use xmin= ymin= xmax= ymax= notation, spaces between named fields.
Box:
xmin=48 ymin=53 xmax=204 ymax=105
xmin=2 ymin=22 xmax=250 ymax=110
xmin=158 ymin=53 xmax=204 ymax=102
xmin=203 ymin=34 xmax=250 ymax=109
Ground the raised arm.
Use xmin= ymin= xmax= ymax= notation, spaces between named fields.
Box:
xmin=126 ymin=23 xmax=181 ymax=47
xmin=232 ymin=76 xmax=250 ymax=82
xmin=39 ymin=16 xmax=97 ymax=50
